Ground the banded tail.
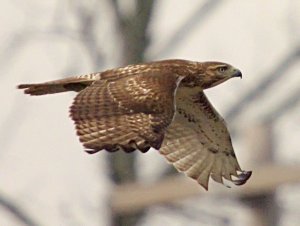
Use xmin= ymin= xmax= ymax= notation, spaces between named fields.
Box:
xmin=18 ymin=74 xmax=99 ymax=96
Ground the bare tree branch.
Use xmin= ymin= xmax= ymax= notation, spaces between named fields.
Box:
xmin=68 ymin=0 xmax=105 ymax=69
xmin=0 ymin=193 xmax=41 ymax=226
xmin=111 ymin=164 xmax=300 ymax=215
xmin=160 ymin=204 xmax=230 ymax=226
xmin=226 ymin=47 xmax=300 ymax=122
xmin=152 ymin=0 xmax=222 ymax=58
xmin=263 ymin=87 xmax=300 ymax=123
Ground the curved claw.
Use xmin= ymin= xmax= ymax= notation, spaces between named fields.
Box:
xmin=232 ymin=170 xmax=252 ymax=186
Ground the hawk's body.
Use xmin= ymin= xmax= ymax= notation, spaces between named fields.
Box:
xmin=18 ymin=59 xmax=251 ymax=189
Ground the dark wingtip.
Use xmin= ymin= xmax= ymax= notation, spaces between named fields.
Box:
xmin=233 ymin=170 xmax=252 ymax=186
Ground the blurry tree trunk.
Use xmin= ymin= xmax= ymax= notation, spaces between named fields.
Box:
xmin=108 ymin=1 xmax=155 ymax=226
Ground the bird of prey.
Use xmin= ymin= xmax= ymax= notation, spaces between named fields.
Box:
xmin=18 ymin=59 xmax=251 ymax=190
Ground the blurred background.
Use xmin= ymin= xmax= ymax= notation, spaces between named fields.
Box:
xmin=0 ymin=0 xmax=300 ymax=225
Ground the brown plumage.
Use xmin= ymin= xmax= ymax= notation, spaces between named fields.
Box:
xmin=18 ymin=59 xmax=251 ymax=190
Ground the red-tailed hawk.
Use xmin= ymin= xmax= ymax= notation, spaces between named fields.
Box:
xmin=18 ymin=59 xmax=251 ymax=190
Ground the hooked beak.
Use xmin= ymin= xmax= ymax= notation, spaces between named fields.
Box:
xmin=232 ymin=69 xmax=242 ymax=79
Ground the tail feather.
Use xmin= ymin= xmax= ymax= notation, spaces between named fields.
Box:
xmin=17 ymin=77 xmax=96 ymax=95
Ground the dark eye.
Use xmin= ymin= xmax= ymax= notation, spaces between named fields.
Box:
xmin=218 ymin=66 xmax=228 ymax=73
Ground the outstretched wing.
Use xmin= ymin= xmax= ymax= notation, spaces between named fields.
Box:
xmin=70 ymin=71 xmax=182 ymax=153
xmin=160 ymin=91 xmax=251 ymax=189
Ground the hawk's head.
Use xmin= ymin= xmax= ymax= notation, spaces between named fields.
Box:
xmin=202 ymin=62 xmax=242 ymax=87
xmin=181 ymin=62 xmax=242 ymax=89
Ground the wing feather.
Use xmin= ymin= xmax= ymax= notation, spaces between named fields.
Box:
xmin=70 ymin=71 xmax=182 ymax=153
xmin=160 ymin=90 xmax=251 ymax=190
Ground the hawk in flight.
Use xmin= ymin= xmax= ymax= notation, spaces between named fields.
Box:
xmin=18 ymin=59 xmax=251 ymax=190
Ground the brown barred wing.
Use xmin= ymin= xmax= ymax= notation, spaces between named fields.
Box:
xmin=70 ymin=72 xmax=182 ymax=153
